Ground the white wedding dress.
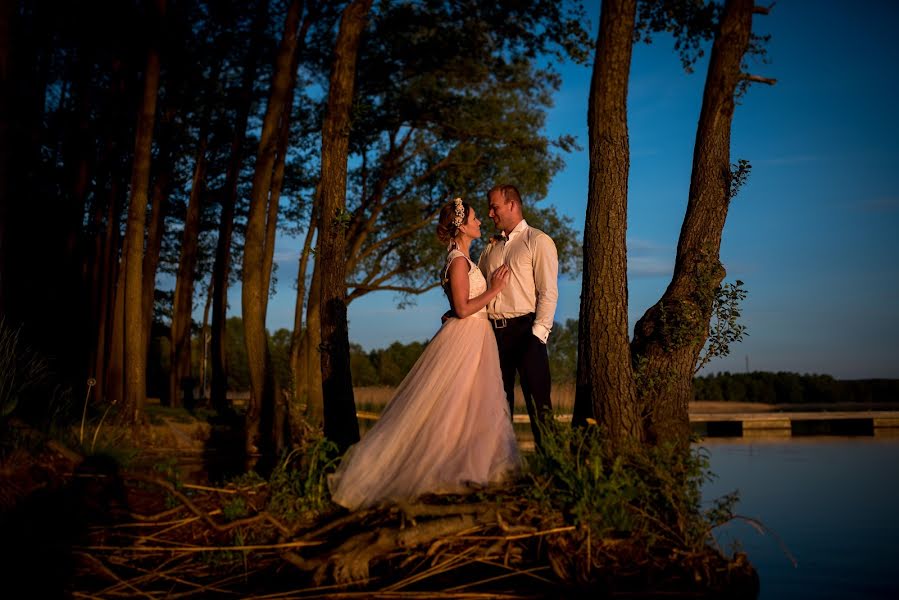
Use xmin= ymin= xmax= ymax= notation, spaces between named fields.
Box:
xmin=328 ymin=250 xmax=521 ymax=510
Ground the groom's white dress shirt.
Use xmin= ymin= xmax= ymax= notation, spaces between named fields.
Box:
xmin=478 ymin=219 xmax=559 ymax=344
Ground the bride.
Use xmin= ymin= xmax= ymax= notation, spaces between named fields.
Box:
xmin=328 ymin=197 xmax=522 ymax=510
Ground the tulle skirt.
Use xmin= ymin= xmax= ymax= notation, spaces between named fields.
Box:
xmin=328 ymin=313 xmax=521 ymax=510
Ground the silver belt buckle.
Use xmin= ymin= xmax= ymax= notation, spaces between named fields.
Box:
xmin=493 ymin=317 xmax=507 ymax=329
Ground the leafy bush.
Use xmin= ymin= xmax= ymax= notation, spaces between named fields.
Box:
xmin=526 ymin=420 xmax=737 ymax=551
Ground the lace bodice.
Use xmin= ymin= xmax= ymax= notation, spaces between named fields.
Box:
xmin=445 ymin=250 xmax=487 ymax=310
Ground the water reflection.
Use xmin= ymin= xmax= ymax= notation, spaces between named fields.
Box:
xmin=701 ymin=437 xmax=899 ymax=600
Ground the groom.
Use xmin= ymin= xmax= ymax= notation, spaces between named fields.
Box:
xmin=478 ymin=184 xmax=559 ymax=451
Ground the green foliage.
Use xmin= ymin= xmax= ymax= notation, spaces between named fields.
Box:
xmin=0 ymin=319 xmax=49 ymax=419
xmin=527 ymin=421 xmax=736 ymax=550
xmin=349 ymin=343 xmax=379 ymax=386
xmin=342 ymin=0 xmax=590 ymax=306
xmin=222 ymin=496 xmax=249 ymax=521
xmin=548 ymin=319 xmax=578 ymax=383
xmin=729 ymin=159 xmax=752 ymax=200
xmin=695 ymin=279 xmax=748 ymax=373
xmin=265 ymin=432 xmax=340 ymax=520
xmin=268 ymin=328 xmax=293 ymax=392
xmin=693 ymin=371 xmax=899 ymax=404
xmin=635 ymin=0 xmax=719 ymax=73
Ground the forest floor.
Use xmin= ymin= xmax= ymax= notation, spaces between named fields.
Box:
xmin=0 ymin=416 xmax=761 ymax=599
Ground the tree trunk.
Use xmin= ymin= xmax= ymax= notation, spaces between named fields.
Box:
xmin=572 ymin=0 xmax=642 ymax=446
xmin=318 ymin=0 xmax=371 ymax=451
xmin=290 ymin=198 xmax=317 ymax=411
xmin=0 ymin=0 xmax=12 ymax=317
xmin=304 ymin=259 xmax=324 ymax=426
xmin=99 ymin=177 xmax=125 ymax=405
xmin=241 ymin=0 xmax=301 ymax=454
xmin=170 ymin=131 xmax=208 ymax=408
xmin=117 ymin=0 xmax=164 ymax=425
xmin=210 ymin=0 xmax=269 ymax=415
xmin=199 ymin=278 xmax=213 ymax=402
xmin=631 ymin=0 xmax=755 ymax=447
xmin=142 ymin=166 xmax=171 ymax=352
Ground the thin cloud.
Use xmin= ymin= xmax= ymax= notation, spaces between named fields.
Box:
xmin=753 ymin=154 xmax=821 ymax=166
xmin=627 ymin=237 xmax=673 ymax=277
xmin=857 ymin=197 xmax=899 ymax=213
xmin=628 ymin=256 xmax=672 ymax=278
xmin=273 ymin=249 xmax=297 ymax=264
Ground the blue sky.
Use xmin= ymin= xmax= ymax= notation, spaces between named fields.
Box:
xmin=256 ymin=0 xmax=899 ymax=380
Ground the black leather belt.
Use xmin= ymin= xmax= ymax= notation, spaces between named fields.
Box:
xmin=490 ymin=313 xmax=535 ymax=329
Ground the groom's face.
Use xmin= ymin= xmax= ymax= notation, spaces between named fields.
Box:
xmin=488 ymin=191 xmax=514 ymax=233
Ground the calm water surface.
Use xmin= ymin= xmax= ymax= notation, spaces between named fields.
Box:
xmin=701 ymin=435 xmax=899 ymax=599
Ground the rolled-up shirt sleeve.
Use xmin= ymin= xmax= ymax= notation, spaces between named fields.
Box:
xmin=532 ymin=233 xmax=558 ymax=343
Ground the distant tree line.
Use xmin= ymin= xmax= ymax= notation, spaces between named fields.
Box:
xmin=154 ymin=318 xmax=579 ymax=395
xmin=693 ymin=372 xmax=899 ymax=404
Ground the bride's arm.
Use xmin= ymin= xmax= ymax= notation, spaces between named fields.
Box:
xmin=447 ymin=257 xmax=509 ymax=319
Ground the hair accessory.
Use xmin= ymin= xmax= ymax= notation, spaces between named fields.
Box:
xmin=451 ymin=197 xmax=465 ymax=228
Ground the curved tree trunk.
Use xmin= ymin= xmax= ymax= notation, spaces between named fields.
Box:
xmin=290 ymin=199 xmax=317 ymax=416
xmin=318 ymin=0 xmax=371 ymax=451
xmin=210 ymin=0 xmax=268 ymax=415
xmin=304 ymin=259 xmax=324 ymax=426
xmin=170 ymin=131 xmax=208 ymax=408
xmin=142 ymin=165 xmax=172 ymax=358
xmin=118 ymin=0 xmax=164 ymax=425
xmin=631 ymin=0 xmax=756 ymax=447
xmin=572 ymin=0 xmax=642 ymax=446
xmin=241 ymin=0 xmax=301 ymax=455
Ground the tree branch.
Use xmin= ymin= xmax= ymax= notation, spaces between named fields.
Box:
xmin=741 ymin=73 xmax=777 ymax=85
xmin=753 ymin=3 xmax=774 ymax=15
xmin=354 ymin=205 xmax=441 ymax=265
xmin=346 ymin=281 xmax=440 ymax=303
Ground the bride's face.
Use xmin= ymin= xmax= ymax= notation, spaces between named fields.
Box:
xmin=460 ymin=209 xmax=482 ymax=240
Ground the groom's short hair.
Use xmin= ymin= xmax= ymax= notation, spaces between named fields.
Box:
xmin=489 ymin=184 xmax=522 ymax=207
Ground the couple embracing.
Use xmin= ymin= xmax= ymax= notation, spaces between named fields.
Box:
xmin=329 ymin=184 xmax=559 ymax=511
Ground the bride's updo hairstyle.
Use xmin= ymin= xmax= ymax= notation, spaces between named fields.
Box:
xmin=436 ymin=197 xmax=471 ymax=247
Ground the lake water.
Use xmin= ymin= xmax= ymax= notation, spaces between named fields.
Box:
xmin=701 ymin=435 xmax=899 ymax=599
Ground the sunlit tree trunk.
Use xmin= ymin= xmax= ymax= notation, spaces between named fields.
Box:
xmin=199 ymin=278 xmax=213 ymax=401
xmin=289 ymin=198 xmax=317 ymax=427
xmin=142 ymin=166 xmax=171 ymax=354
xmin=318 ymin=0 xmax=371 ymax=451
xmin=632 ymin=0 xmax=757 ymax=447
xmin=572 ymin=0 xmax=642 ymax=446
xmin=304 ymin=260 xmax=324 ymax=426
xmin=170 ymin=130 xmax=208 ymax=408
xmin=241 ymin=0 xmax=301 ymax=454
xmin=117 ymin=0 xmax=164 ymax=425
xmin=209 ymin=1 xmax=264 ymax=413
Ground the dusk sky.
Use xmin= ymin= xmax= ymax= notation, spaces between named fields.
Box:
xmin=251 ymin=0 xmax=899 ymax=380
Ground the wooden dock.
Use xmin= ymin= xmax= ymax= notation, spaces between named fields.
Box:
xmin=509 ymin=410 xmax=899 ymax=437
xmin=359 ymin=409 xmax=899 ymax=438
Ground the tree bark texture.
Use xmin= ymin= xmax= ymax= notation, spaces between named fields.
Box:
xmin=0 ymin=0 xmax=12 ymax=317
xmin=99 ymin=176 xmax=125 ymax=405
xmin=631 ymin=0 xmax=754 ymax=447
xmin=142 ymin=165 xmax=171 ymax=354
xmin=241 ymin=0 xmax=301 ymax=454
xmin=210 ymin=1 xmax=267 ymax=414
xmin=572 ymin=0 xmax=642 ymax=445
xmin=290 ymin=198 xmax=317 ymax=406
xmin=318 ymin=0 xmax=372 ymax=451
xmin=170 ymin=131 xmax=208 ymax=408
xmin=304 ymin=259 xmax=324 ymax=426
xmin=118 ymin=0 xmax=164 ymax=424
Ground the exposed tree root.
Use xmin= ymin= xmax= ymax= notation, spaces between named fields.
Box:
xmin=0 ymin=433 xmax=758 ymax=598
